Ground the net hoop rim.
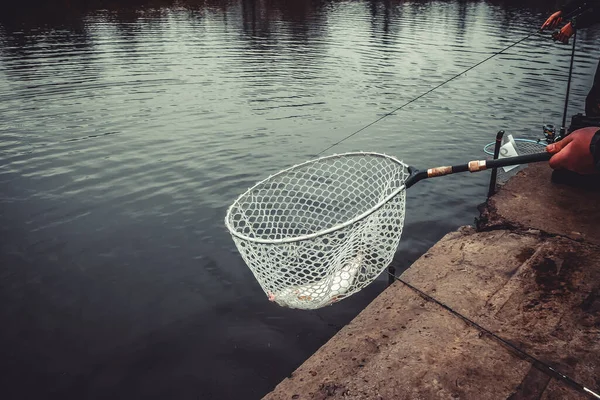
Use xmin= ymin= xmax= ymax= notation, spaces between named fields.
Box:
xmin=225 ymin=151 xmax=408 ymax=245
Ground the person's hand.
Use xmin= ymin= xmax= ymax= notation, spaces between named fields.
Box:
xmin=553 ymin=22 xmax=575 ymax=44
xmin=541 ymin=10 xmax=563 ymax=31
xmin=546 ymin=127 xmax=600 ymax=175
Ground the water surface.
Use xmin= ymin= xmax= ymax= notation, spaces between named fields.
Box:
xmin=1 ymin=0 xmax=599 ymax=398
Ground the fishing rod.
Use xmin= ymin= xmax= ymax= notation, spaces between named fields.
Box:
xmin=559 ymin=30 xmax=577 ymax=141
xmin=544 ymin=3 xmax=594 ymax=142
xmin=389 ymin=272 xmax=600 ymax=400
xmin=317 ymin=31 xmax=540 ymax=156
xmin=553 ymin=9 xmax=581 ymax=142
xmin=316 ymin=4 xmax=593 ymax=153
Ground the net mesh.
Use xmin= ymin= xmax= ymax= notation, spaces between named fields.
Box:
xmin=225 ymin=152 xmax=408 ymax=310
xmin=483 ymin=139 xmax=546 ymax=156
xmin=484 ymin=138 xmax=547 ymax=184
xmin=511 ymin=140 xmax=547 ymax=155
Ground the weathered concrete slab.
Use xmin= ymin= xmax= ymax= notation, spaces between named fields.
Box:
xmin=265 ymin=164 xmax=600 ymax=400
xmin=540 ymin=379 xmax=587 ymax=400
xmin=264 ymin=280 xmax=533 ymax=400
xmin=401 ymin=228 xmax=600 ymax=398
xmin=478 ymin=164 xmax=600 ymax=246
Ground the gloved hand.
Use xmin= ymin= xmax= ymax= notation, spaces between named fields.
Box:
xmin=553 ymin=22 xmax=575 ymax=44
xmin=546 ymin=127 xmax=600 ymax=175
xmin=541 ymin=11 xmax=563 ymax=30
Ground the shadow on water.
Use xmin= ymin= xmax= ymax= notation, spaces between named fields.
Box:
xmin=1 ymin=0 xmax=599 ymax=399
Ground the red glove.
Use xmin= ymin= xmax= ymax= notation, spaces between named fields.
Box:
xmin=553 ymin=22 xmax=575 ymax=44
xmin=541 ymin=11 xmax=563 ymax=31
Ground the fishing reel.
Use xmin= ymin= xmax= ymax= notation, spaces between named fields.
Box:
xmin=543 ymin=124 xmax=556 ymax=143
xmin=541 ymin=114 xmax=600 ymax=144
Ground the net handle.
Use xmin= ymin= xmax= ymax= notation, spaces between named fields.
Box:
xmin=406 ymin=152 xmax=551 ymax=188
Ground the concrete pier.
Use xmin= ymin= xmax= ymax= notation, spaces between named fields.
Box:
xmin=264 ymin=164 xmax=600 ymax=400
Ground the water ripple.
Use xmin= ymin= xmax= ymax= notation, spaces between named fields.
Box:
xmin=1 ymin=1 xmax=600 ymax=399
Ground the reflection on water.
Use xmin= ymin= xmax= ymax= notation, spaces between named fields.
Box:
xmin=1 ymin=0 xmax=599 ymax=398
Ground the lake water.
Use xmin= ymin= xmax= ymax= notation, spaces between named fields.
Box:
xmin=1 ymin=0 xmax=599 ymax=398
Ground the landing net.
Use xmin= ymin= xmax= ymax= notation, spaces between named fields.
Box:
xmin=225 ymin=152 xmax=408 ymax=309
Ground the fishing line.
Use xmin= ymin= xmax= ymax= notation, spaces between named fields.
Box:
xmin=561 ymin=31 xmax=577 ymax=135
xmin=388 ymin=271 xmax=600 ymax=399
xmin=317 ymin=31 xmax=539 ymax=156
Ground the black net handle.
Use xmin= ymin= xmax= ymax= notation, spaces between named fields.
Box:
xmin=406 ymin=152 xmax=551 ymax=188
